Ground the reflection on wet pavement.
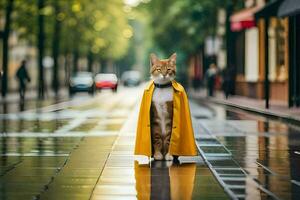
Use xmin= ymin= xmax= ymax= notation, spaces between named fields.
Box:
xmin=91 ymin=137 xmax=229 ymax=200
xmin=0 ymin=95 xmax=69 ymax=113
xmin=193 ymin=102 xmax=300 ymax=200
xmin=1 ymin=119 xmax=69 ymax=133
xmin=0 ymin=137 xmax=81 ymax=156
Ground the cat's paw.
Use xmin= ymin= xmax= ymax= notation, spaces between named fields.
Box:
xmin=154 ymin=152 xmax=163 ymax=160
xmin=165 ymin=153 xmax=173 ymax=161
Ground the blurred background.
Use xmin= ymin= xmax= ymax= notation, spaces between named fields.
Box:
xmin=1 ymin=2 xmax=300 ymax=199
xmin=0 ymin=0 xmax=299 ymax=107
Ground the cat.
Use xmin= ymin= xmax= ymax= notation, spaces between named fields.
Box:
xmin=150 ymin=53 xmax=176 ymax=161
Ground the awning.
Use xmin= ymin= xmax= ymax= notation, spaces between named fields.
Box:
xmin=230 ymin=6 xmax=262 ymax=32
xmin=255 ymin=0 xmax=283 ymax=19
xmin=278 ymin=0 xmax=300 ymax=17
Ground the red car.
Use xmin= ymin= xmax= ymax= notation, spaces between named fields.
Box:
xmin=94 ymin=73 xmax=118 ymax=92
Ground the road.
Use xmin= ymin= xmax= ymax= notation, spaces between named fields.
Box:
xmin=0 ymin=85 xmax=299 ymax=200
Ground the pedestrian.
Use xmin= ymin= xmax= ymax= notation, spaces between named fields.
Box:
xmin=16 ymin=60 xmax=31 ymax=100
xmin=222 ymin=65 xmax=235 ymax=99
xmin=205 ymin=63 xmax=218 ymax=97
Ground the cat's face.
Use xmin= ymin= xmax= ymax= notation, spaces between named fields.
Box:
xmin=150 ymin=53 xmax=176 ymax=84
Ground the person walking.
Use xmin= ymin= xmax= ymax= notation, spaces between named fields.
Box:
xmin=16 ymin=60 xmax=31 ymax=100
xmin=222 ymin=65 xmax=235 ymax=99
xmin=205 ymin=63 xmax=218 ymax=97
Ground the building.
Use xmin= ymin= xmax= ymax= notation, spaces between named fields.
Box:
xmin=277 ymin=0 xmax=300 ymax=107
xmin=226 ymin=0 xmax=300 ymax=108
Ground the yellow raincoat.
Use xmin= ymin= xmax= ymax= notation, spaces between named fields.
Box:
xmin=134 ymin=80 xmax=197 ymax=157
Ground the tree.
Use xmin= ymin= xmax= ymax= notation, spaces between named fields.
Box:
xmin=139 ymin=0 xmax=231 ymax=58
xmin=37 ymin=0 xmax=45 ymax=99
xmin=1 ymin=0 xmax=14 ymax=97
xmin=2 ymin=0 xmax=132 ymax=95
xmin=51 ymin=0 xmax=60 ymax=93
xmin=57 ymin=0 xmax=131 ymax=73
xmin=135 ymin=0 xmax=246 ymax=85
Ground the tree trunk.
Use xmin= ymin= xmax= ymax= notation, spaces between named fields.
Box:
xmin=100 ymin=60 xmax=107 ymax=73
xmin=64 ymin=52 xmax=69 ymax=86
xmin=87 ymin=51 xmax=93 ymax=72
xmin=52 ymin=0 xmax=60 ymax=94
xmin=73 ymin=50 xmax=79 ymax=73
xmin=38 ymin=0 xmax=45 ymax=99
xmin=1 ymin=0 xmax=14 ymax=97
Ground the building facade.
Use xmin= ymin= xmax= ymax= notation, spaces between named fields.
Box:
xmin=226 ymin=0 xmax=300 ymax=108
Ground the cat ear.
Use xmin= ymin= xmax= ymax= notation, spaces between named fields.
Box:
xmin=169 ymin=53 xmax=176 ymax=65
xmin=150 ymin=53 xmax=159 ymax=66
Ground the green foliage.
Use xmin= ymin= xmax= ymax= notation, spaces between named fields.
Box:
xmin=3 ymin=0 xmax=131 ymax=60
xmin=11 ymin=0 xmax=38 ymax=44
xmin=138 ymin=0 xmax=232 ymax=58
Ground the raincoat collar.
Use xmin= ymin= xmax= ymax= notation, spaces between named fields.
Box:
xmin=145 ymin=80 xmax=182 ymax=92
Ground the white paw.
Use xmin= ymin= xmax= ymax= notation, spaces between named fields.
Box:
xmin=166 ymin=161 xmax=173 ymax=167
xmin=165 ymin=153 xmax=173 ymax=161
xmin=154 ymin=152 xmax=163 ymax=160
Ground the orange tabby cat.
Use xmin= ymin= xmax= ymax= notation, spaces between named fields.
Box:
xmin=150 ymin=53 xmax=176 ymax=161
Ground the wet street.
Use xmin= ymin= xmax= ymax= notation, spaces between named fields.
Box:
xmin=0 ymin=86 xmax=299 ymax=200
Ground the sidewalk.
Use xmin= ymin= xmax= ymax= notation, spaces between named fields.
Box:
xmin=189 ymin=89 xmax=300 ymax=123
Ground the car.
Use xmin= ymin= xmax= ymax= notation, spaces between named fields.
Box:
xmin=69 ymin=72 xmax=94 ymax=95
xmin=121 ymin=70 xmax=141 ymax=87
xmin=94 ymin=73 xmax=118 ymax=92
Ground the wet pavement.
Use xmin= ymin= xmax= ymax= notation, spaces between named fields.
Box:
xmin=90 ymin=103 xmax=228 ymax=200
xmin=192 ymin=102 xmax=300 ymax=200
xmin=0 ymin=91 xmax=70 ymax=114
xmin=0 ymin=86 xmax=299 ymax=200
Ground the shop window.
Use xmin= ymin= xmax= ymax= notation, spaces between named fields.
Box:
xmin=268 ymin=18 xmax=288 ymax=82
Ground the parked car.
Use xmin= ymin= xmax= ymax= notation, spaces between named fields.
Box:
xmin=94 ymin=73 xmax=118 ymax=92
xmin=121 ymin=70 xmax=141 ymax=87
xmin=69 ymin=72 xmax=94 ymax=95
